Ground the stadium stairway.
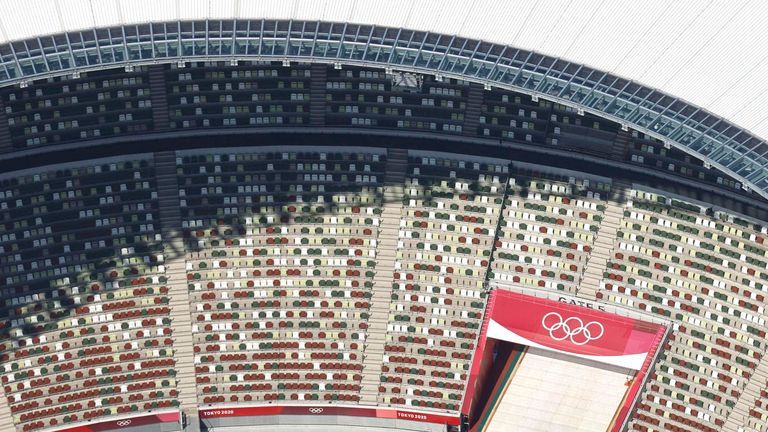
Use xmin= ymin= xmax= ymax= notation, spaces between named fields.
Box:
xmin=0 ymin=99 xmax=12 ymax=153
xmin=0 ymin=381 xmax=12 ymax=431
xmin=148 ymin=65 xmax=171 ymax=130
xmin=722 ymin=347 xmax=768 ymax=432
xmin=462 ymin=83 xmax=485 ymax=137
xmin=309 ymin=64 xmax=327 ymax=126
xmin=359 ymin=149 xmax=408 ymax=404
xmin=383 ymin=148 xmax=408 ymax=184
xmin=609 ymin=128 xmax=633 ymax=162
xmin=154 ymin=151 xmax=201 ymax=432
xmin=576 ymin=180 xmax=631 ymax=299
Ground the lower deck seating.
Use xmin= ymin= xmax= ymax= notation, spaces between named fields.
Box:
xmin=597 ymin=190 xmax=768 ymax=432
xmin=3 ymin=146 xmax=768 ymax=432
xmin=178 ymin=150 xmax=385 ymax=405
xmin=492 ymin=169 xmax=608 ymax=294
xmin=376 ymin=154 xmax=507 ymax=412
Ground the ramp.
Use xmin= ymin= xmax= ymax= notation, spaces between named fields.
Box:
xmin=482 ymin=348 xmax=632 ymax=432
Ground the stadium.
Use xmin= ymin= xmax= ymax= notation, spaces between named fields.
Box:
xmin=0 ymin=1 xmax=767 ymax=431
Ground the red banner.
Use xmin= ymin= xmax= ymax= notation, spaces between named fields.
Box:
xmin=51 ymin=412 xmax=179 ymax=432
xmin=199 ymin=405 xmax=460 ymax=425
xmin=485 ymin=290 xmax=663 ymax=369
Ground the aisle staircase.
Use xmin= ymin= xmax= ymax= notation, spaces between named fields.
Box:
xmin=610 ymin=129 xmax=633 ymax=162
xmin=0 ymin=371 xmax=13 ymax=432
xmin=148 ymin=65 xmax=171 ymax=131
xmin=0 ymin=99 xmax=13 ymax=154
xmin=309 ymin=64 xmax=327 ymax=126
xmin=359 ymin=148 xmax=408 ymax=404
xmin=577 ymin=180 xmax=631 ymax=299
xmin=462 ymin=83 xmax=485 ymax=137
xmin=154 ymin=151 xmax=200 ymax=432
xmin=721 ymin=347 xmax=768 ymax=432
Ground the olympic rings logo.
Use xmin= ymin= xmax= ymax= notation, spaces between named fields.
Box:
xmin=541 ymin=312 xmax=604 ymax=346
xmin=309 ymin=408 xmax=324 ymax=414
xmin=116 ymin=420 xmax=132 ymax=427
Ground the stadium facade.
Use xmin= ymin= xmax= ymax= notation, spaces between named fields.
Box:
xmin=0 ymin=6 xmax=768 ymax=432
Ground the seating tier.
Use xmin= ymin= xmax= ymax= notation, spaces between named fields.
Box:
xmin=0 ymin=158 xmax=178 ymax=431
xmin=376 ymin=155 xmax=507 ymax=413
xmin=600 ymin=190 xmax=768 ymax=432
xmin=492 ymin=170 xmax=608 ymax=294
xmin=178 ymin=150 xmax=385 ymax=405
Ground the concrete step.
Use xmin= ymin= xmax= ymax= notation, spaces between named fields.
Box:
xmin=721 ymin=342 xmax=768 ymax=431
xmin=358 ymin=187 xmax=404 ymax=405
xmin=576 ymin=200 xmax=624 ymax=298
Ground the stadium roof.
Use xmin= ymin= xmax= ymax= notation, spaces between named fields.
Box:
xmin=2 ymin=0 xmax=768 ymax=199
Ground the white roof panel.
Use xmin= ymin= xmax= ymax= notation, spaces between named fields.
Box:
xmin=58 ymin=0 xmax=95 ymax=31
xmin=90 ymin=0 xmax=121 ymax=26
